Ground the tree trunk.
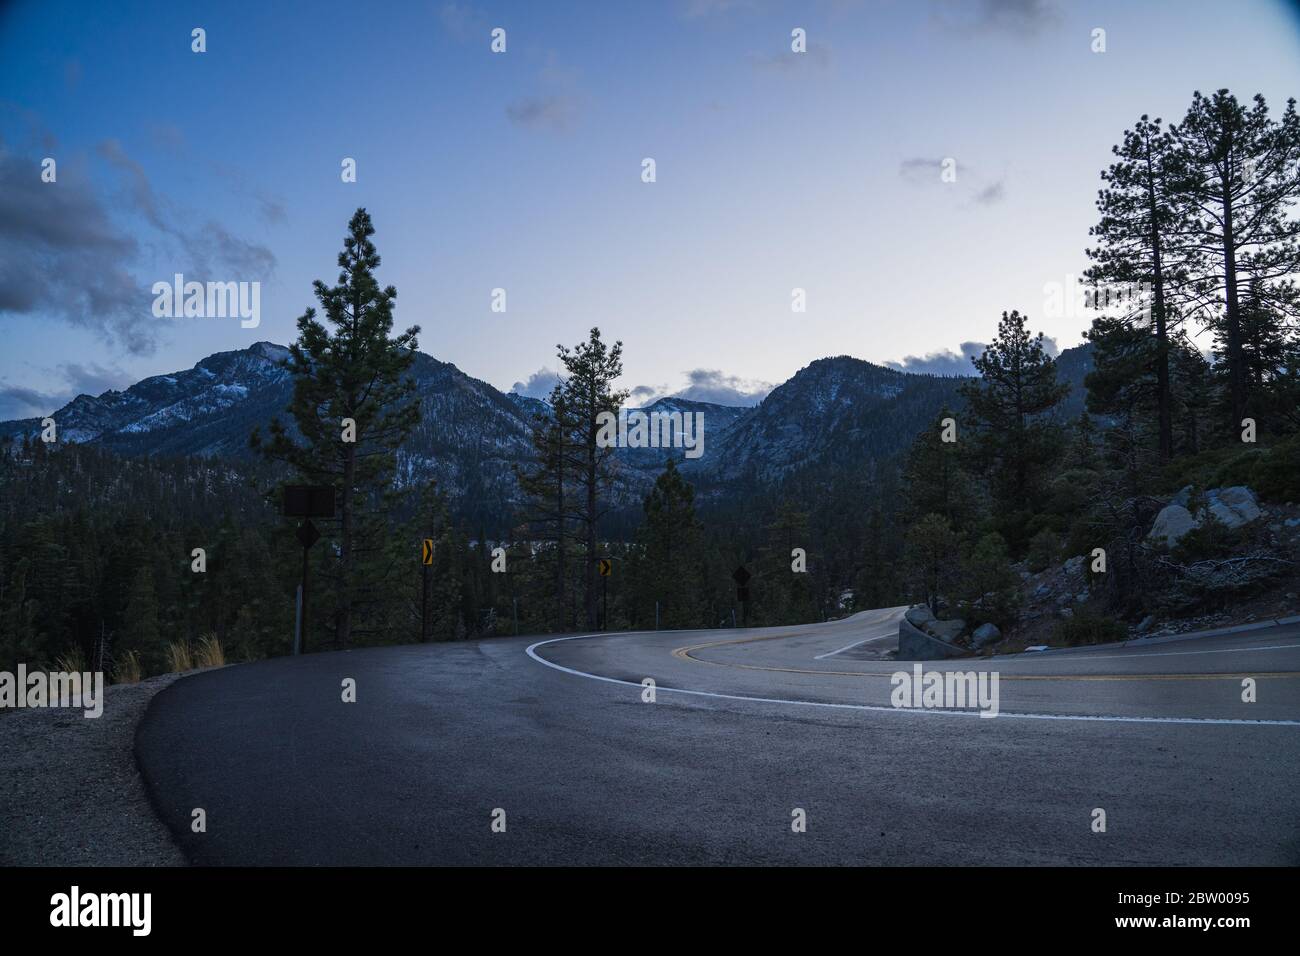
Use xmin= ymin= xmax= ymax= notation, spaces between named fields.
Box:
xmin=1147 ymin=170 xmax=1173 ymax=461
xmin=1220 ymin=171 xmax=1247 ymax=429
xmin=339 ymin=440 xmax=354 ymax=646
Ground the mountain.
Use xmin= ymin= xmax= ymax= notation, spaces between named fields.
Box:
xmin=0 ymin=341 xmax=1096 ymax=521
xmin=686 ymin=356 xmax=968 ymax=485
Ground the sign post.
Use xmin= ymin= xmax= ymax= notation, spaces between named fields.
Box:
xmin=598 ymin=558 xmax=612 ymax=631
xmin=732 ymin=565 xmax=751 ymax=628
xmin=283 ymin=485 xmax=334 ymax=654
xmin=421 ymin=538 xmax=434 ymax=643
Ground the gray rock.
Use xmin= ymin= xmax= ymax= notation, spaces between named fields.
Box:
xmin=1063 ymin=555 xmax=1086 ymax=575
xmin=1075 ymin=591 xmax=1089 ymax=604
xmin=1204 ymin=486 xmax=1261 ymax=529
xmin=971 ymin=622 xmax=1001 ymax=649
xmin=904 ymin=605 xmax=935 ymax=629
xmin=1148 ymin=503 xmax=1199 ymax=548
xmin=897 ymin=618 xmax=966 ymax=661
xmin=1135 ymin=615 xmax=1155 ymax=633
xmin=1171 ymin=485 xmax=1194 ymax=508
xmin=924 ymin=618 xmax=966 ymax=642
xmin=1058 ymin=607 xmax=1074 ymax=619
xmin=1285 ymin=517 xmax=1300 ymax=529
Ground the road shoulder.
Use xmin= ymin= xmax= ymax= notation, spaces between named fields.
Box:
xmin=0 ymin=673 xmax=188 ymax=867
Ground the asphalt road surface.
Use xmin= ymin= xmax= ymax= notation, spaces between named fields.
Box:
xmin=135 ymin=608 xmax=1300 ymax=865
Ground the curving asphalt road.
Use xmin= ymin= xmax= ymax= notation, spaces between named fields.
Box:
xmin=135 ymin=608 xmax=1300 ymax=865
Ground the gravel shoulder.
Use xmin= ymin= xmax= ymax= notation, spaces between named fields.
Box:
xmin=0 ymin=673 xmax=188 ymax=867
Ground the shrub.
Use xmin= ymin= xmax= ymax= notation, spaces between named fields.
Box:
xmin=1025 ymin=529 xmax=1060 ymax=573
xmin=114 ymin=650 xmax=143 ymax=684
xmin=193 ymin=634 xmax=225 ymax=669
xmin=959 ymin=532 xmax=1020 ymax=628
xmin=1055 ymin=610 xmax=1127 ymax=646
xmin=53 ymin=646 xmax=87 ymax=675
xmin=167 ymin=641 xmax=194 ymax=673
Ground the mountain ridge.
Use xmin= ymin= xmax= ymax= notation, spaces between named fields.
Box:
xmin=1 ymin=340 xmax=1094 ymax=520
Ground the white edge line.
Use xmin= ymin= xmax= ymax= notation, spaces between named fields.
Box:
xmin=992 ymin=642 xmax=1300 ymax=664
xmin=526 ymin=634 xmax=1300 ymax=728
xmin=814 ymin=632 xmax=895 ymax=660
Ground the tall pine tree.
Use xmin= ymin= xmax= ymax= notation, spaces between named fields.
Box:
xmin=252 ymin=208 xmax=421 ymax=646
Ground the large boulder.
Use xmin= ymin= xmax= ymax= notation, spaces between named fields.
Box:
xmin=924 ymin=618 xmax=966 ymax=642
xmin=905 ymin=605 xmax=936 ymax=629
xmin=1148 ymin=503 xmax=1199 ymax=548
xmin=971 ymin=622 xmax=1001 ymax=649
xmin=1208 ymin=486 xmax=1261 ymax=528
xmin=897 ymin=617 xmax=966 ymax=661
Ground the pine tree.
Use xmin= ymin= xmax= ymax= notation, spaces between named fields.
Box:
xmin=900 ymin=406 xmax=977 ymax=531
xmin=251 ymin=208 xmax=421 ymax=646
xmin=514 ymin=383 xmax=577 ymax=632
xmin=556 ymin=328 xmax=629 ymax=629
xmin=1086 ymin=114 xmax=1188 ymax=460
xmin=1173 ymin=91 xmax=1300 ymax=432
xmin=637 ymin=458 xmax=704 ymax=628
xmin=959 ymin=310 xmax=1069 ymax=551
xmin=120 ymin=564 xmax=160 ymax=671
xmin=903 ymin=514 xmax=960 ymax=614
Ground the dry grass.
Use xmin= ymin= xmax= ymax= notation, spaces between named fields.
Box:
xmin=166 ymin=640 xmax=194 ymax=674
xmin=193 ymin=634 xmax=225 ymax=669
xmin=53 ymin=646 xmax=88 ymax=675
xmin=113 ymin=650 xmax=142 ymax=684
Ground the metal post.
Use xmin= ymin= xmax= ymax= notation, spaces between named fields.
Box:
xmin=602 ymin=574 xmax=608 ymax=631
xmin=513 ymin=597 xmax=519 ymax=635
xmin=655 ymin=600 xmax=660 ymax=631
xmin=300 ymin=544 xmax=310 ymax=653
xmin=421 ymin=561 xmax=430 ymax=642
xmin=293 ymin=585 xmax=303 ymax=655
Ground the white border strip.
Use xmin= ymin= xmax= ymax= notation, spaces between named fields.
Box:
xmin=526 ymin=633 xmax=1300 ymax=727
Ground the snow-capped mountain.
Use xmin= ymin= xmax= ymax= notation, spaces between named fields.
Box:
xmin=0 ymin=341 xmax=1093 ymax=517
xmin=689 ymin=356 xmax=968 ymax=484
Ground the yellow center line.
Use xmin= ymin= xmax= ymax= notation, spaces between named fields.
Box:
xmin=671 ymin=634 xmax=1300 ymax=682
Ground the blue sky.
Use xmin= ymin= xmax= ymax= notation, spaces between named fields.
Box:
xmin=3 ymin=0 xmax=1300 ymax=417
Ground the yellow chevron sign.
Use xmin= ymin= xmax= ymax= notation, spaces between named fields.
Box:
xmin=598 ymin=558 xmax=612 ymax=577
xmin=422 ymin=539 xmax=434 ymax=565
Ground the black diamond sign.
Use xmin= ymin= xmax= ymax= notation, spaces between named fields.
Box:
xmin=296 ymin=519 xmax=321 ymax=549
xmin=732 ymin=566 xmax=751 ymax=586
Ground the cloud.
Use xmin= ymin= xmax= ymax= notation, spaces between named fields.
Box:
xmin=99 ymin=139 xmax=277 ymax=276
xmin=0 ymin=143 xmax=150 ymax=353
xmin=0 ymin=361 xmax=132 ymax=420
xmin=58 ymin=361 xmax=133 ymax=396
xmin=675 ymin=369 xmax=773 ymax=406
xmin=0 ymin=133 xmax=277 ymax=355
xmin=887 ymin=335 xmax=1059 ymax=376
xmin=628 ymin=383 xmax=668 ymax=404
xmin=439 ymin=2 xmax=488 ymax=42
xmin=505 ymin=94 xmax=578 ymax=132
xmin=972 ymin=180 xmax=1005 ymax=205
xmin=0 ymin=384 xmax=58 ymax=420
xmin=930 ymin=0 xmax=1061 ymax=37
xmin=886 ymin=342 xmax=985 ymax=377
xmin=511 ymin=367 xmax=562 ymax=399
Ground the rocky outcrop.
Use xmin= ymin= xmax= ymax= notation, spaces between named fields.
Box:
xmin=1147 ymin=486 xmax=1262 ymax=548
xmin=971 ymin=622 xmax=1001 ymax=649
xmin=1149 ymin=504 xmax=1199 ymax=548
xmin=897 ymin=613 xmax=966 ymax=661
